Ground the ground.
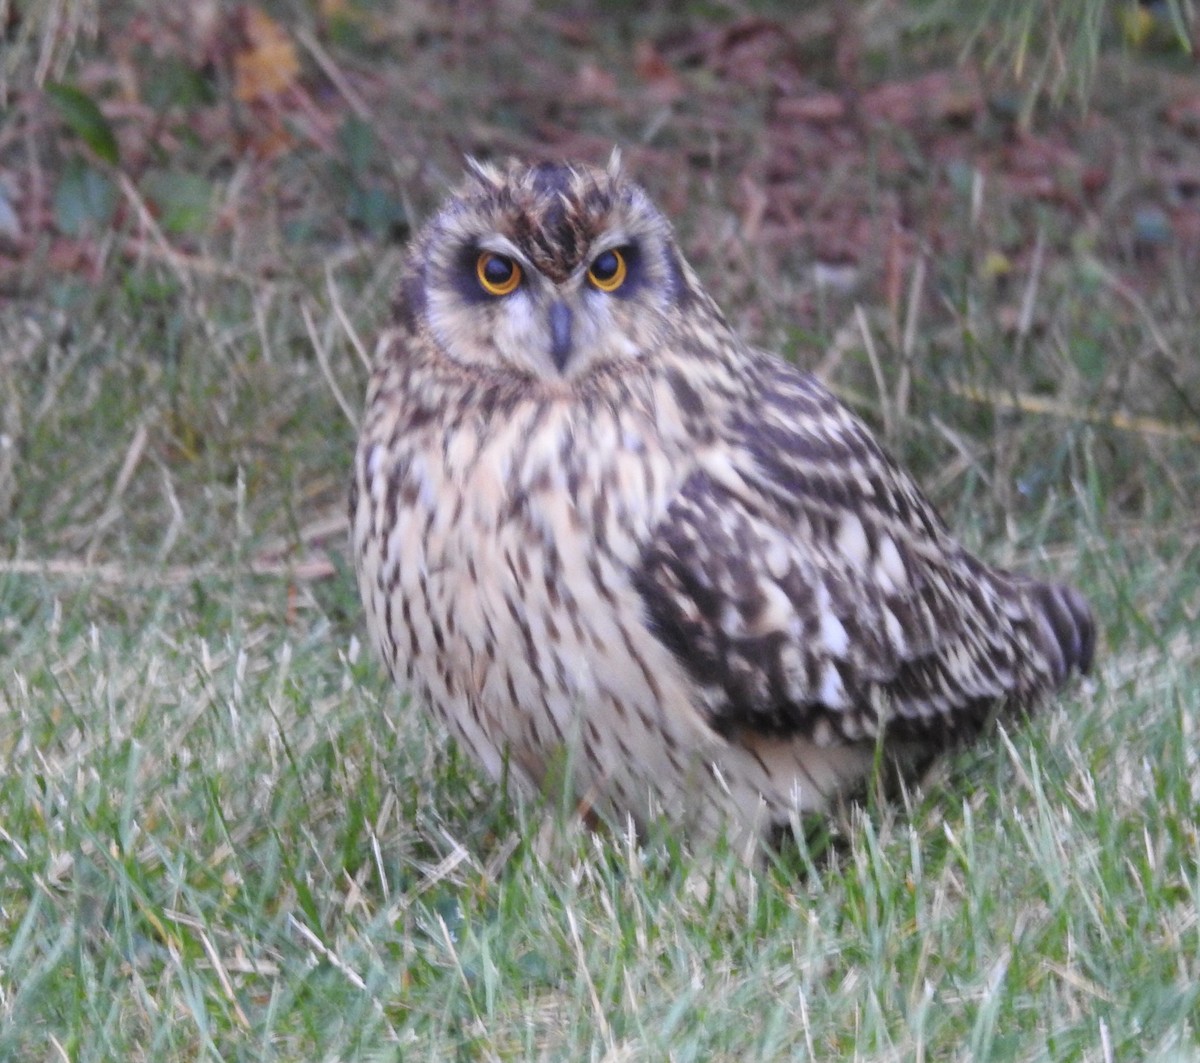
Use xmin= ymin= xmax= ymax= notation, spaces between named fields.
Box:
xmin=2 ymin=2 xmax=1199 ymax=1059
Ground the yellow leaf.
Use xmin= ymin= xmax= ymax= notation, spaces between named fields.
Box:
xmin=233 ymin=7 xmax=300 ymax=102
xmin=981 ymin=251 xmax=1013 ymax=280
xmin=1118 ymin=3 xmax=1155 ymax=48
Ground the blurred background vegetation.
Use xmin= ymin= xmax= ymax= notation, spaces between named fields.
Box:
xmin=3 ymin=0 xmax=1199 ymax=556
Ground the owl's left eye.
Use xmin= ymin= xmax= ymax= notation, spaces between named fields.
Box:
xmin=476 ymin=252 xmax=522 ymax=296
xmin=587 ymin=248 xmax=628 ymax=293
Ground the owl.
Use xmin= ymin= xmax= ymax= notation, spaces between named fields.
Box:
xmin=350 ymin=155 xmax=1094 ymax=855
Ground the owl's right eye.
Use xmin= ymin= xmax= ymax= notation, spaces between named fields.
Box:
xmin=476 ymin=252 xmax=522 ymax=296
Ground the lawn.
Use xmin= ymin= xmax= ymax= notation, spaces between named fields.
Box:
xmin=2 ymin=1 xmax=1199 ymax=1059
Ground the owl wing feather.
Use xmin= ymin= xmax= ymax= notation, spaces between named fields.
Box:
xmin=635 ymin=356 xmax=1094 ymax=748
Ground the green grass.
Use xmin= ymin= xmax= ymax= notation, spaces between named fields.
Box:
xmin=3 ymin=1 xmax=1200 ymax=1059
xmin=3 ymin=556 xmax=1198 ymax=1059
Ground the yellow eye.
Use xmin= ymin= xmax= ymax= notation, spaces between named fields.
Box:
xmin=587 ymin=248 xmax=627 ymax=293
xmin=476 ymin=252 xmax=521 ymax=296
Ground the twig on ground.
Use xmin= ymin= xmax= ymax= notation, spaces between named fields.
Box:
xmin=947 ymin=383 xmax=1200 ymax=443
xmin=0 ymin=556 xmax=339 ymax=584
xmin=303 ymin=301 xmax=359 ymax=429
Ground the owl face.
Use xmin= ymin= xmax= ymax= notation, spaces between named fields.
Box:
xmin=409 ymin=157 xmax=690 ymax=385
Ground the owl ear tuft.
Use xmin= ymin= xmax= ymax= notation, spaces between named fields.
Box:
xmin=464 ymin=156 xmax=505 ymax=190
xmin=606 ymin=146 xmax=624 ymax=183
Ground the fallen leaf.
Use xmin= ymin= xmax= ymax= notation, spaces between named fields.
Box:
xmin=45 ymin=82 xmax=120 ymax=164
xmin=232 ymin=6 xmax=300 ymax=102
xmin=862 ymin=71 xmax=981 ymax=128
xmin=775 ymin=92 xmax=847 ymax=126
xmin=737 ymin=174 xmax=767 ymax=243
xmin=575 ymin=62 xmax=618 ymax=104
xmin=634 ymin=41 xmax=682 ymax=103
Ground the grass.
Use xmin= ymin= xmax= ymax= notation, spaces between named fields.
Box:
xmin=3 ymin=1 xmax=1200 ymax=1059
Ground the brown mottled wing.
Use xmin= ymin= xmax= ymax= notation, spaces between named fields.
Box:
xmin=635 ymin=358 xmax=1094 ymax=747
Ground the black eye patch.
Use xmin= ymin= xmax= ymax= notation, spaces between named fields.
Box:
xmin=588 ymin=243 xmax=641 ymax=297
xmin=452 ymin=244 xmax=520 ymax=304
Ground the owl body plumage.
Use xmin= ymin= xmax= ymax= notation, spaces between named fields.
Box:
xmin=351 ymin=158 xmax=1094 ymax=850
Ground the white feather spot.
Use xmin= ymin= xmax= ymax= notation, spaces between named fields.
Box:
xmin=820 ymin=609 xmax=849 ymax=657
xmin=1001 ymin=595 xmax=1026 ymax=621
xmin=755 ymin=580 xmax=793 ymax=634
xmin=883 ymin=607 xmax=907 ymax=657
xmin=365 ymin=443 xmax=382 ymax=480
xmin=874 ymin=534 xmax=907 ymax=593
xmin=411 ymin=454 xmax=438 ymax=511
xmin=812 ymin=718 xmax=834 ymax=746
xmin=720 ymin=602 xmax=743 ymax=635
xmin=701 ymin=449 xmax=749 ymax=495
xmin=780 ymin=644 xmax=804 ymax=686
xmin=819 ymin=662 xmax=847 ymax=707
xmin=763 ymin=532 xmax=791 ymax=581
xmin=836 ymin=513 xmax=869 ymax=566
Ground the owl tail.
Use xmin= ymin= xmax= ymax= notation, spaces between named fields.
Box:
xmin=1030 ymin=582 xmax=1096 ymax=686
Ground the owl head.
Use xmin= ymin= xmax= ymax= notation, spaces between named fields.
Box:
xmin=399 ymin=155 xmax=702 ymax=385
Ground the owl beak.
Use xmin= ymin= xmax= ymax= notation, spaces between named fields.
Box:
xmin=548 ymin=300 xmax=573 ymax=372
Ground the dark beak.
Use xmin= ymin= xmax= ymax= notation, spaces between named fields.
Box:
xmin=548 ymin=301 xmax=573 ymax=372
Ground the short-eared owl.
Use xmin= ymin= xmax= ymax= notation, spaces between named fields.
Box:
xmin=351 ymin=156 xmax=1094 ymax=852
